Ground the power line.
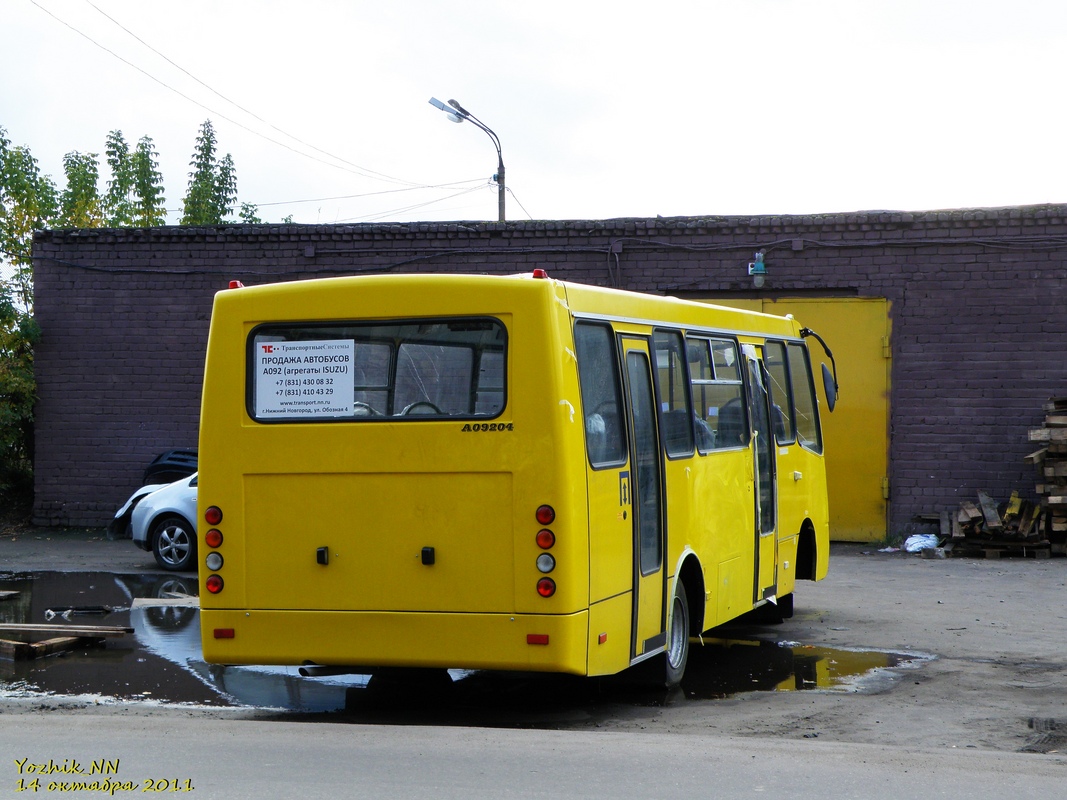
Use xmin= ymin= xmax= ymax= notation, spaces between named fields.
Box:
xmin=29 ymin=0 xmax=419 ymax=188
xmin=340 ymin=185 xmax=490 ymax=223
xmin=252 ymin=180 xmax=485 ymax=209
xmin=81 ymin=0 xmax=421 ymax=188
xmin=29 ymin=0 xmax=523 ymax=223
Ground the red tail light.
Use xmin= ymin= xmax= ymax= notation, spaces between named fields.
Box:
xmin=205 ymin=575 xmax=224 ymax=594
xmin=536 ymin=578 xmax=556 ymax=597
xmin=205 ymin=529 xmax=223 ymax=548
xmin=535 ymin=505 xmax=555 ymax=525
xmin=205 ymin=506 xmax=223 ymax=525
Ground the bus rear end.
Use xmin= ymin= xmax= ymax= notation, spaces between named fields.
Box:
xmin=198 ymin=273 xmax=592 ymax=674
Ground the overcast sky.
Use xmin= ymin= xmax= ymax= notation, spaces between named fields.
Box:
xmin=5 ymin=0 xmax=1067 ymax=226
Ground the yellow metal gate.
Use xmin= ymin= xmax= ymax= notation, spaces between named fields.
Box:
xmin=696 ymin=297 xmax=890 ymax=543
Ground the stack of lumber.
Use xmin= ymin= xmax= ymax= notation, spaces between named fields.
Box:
xmin=951 ymin=490 xmax=1048 ymax=558
xmin=1027 ymin=396 xmax=1067 ymax=553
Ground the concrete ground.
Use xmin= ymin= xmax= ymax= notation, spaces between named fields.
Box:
xmin=0 ymin=526 xmax=163 ymax=573
xmin=2 ymin=529 xmax=1067 ymax=755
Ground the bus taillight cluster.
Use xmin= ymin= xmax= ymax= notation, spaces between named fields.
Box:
xmin=204 ymin=505 xmax=225 ymax=594
xmin=535 ymin=504 xmax=556 ymax=597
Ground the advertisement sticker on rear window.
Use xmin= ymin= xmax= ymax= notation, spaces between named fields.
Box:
xmin=255 ymin=339 xmax=354 ymax=418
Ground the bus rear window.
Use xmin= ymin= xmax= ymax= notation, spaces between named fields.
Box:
xmin=249 ymin=318 xmax=506 ymax=421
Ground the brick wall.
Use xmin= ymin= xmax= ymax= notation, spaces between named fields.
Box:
xmin=31 ymin=206 xmax=1067 ymax=535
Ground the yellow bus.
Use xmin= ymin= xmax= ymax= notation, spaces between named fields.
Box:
xmin=197 ymin=270 xmax=836 ymax=686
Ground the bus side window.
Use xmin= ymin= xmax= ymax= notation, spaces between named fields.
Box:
xmin=764 ymin=341 xmax=797 ymax=445
xmin=653 ymin=329 xmax=694 ymax=458
xmin=574 ymin=322 xmax=626 ymax=467
xmin=687 ymin=337 xmax=747 ymax=451
xmin=787 ymin=342 xmax=823 ymax=452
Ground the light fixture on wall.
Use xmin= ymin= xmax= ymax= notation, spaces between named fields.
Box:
xmin=747 ymin=250 xmax=767 ymax=289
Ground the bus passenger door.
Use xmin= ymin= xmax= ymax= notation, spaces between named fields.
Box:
xmin=745 ymin=347 xmax=778 ymax=602
xmin=621 ymin=338 xmax=666 ymax=661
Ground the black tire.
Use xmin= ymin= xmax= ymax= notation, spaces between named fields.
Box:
xmin=151 ymin=515 xmax=197 ymax=571
xmin=665 ymin=578 xmax=690 ymax=687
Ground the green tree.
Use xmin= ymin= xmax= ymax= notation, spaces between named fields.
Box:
xmin=181 ymin=120 xmax=239 ymax=225
xmin=59 ymin=151 xmax=104 ymax=228
xmin=239 ymin=202 xmax=263 ymax=224
xmin=106 ymin=131 xmax=167 ymax=227
xmin=0 ymin=126 xmax=54 ymax=512
xmin=0 ymin=126 xmax=58 ymax=310
xmin=0 ymin=287 xmax=38 ymax=508
xmin=131 ymin=136 xmax=166 ymax=226
xmin=104 ymin=130 xmax=135 ymax=226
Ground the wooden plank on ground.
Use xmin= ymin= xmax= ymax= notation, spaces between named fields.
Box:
xmin=1017 ymin=503 xmax=1038 ymax=537
xmin=0 ymin=623 xmax=132 ymax=638
xmin=0 ymin=639 xmax=32 ymax=659
xmin=959 ymin=502 xmax=983 ymax=525
xmin=0 ymin=636 xmax=103 ymax=660
xmin=29 ymin=637 xmax=98 ymax=658
xmin=978 ymin=491 xmax=1004 ymax=531
xmin=1003 ymin=491 xmax=1022 ymax=524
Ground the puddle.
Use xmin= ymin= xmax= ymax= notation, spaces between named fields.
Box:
xmin=0 ymin=571 xmax=368 ymax=711
xmin=677 ymin=635 xmax=928 ymax=699
xmin=0 ymin=572 xmax=930 ymax=719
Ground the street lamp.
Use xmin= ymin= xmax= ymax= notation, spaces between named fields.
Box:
xmin=429 ymin=97 xmax=506 ymax=222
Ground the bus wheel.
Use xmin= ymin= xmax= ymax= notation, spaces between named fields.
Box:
xmin=665 ymin=578 xmax=690 ymax=687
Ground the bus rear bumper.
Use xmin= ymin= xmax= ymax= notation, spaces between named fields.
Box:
xmin=200 ymin=608 xmax=590 ymax=675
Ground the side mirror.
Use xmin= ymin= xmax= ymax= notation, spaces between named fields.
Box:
xmin=821 ymin=363 xmax=837 ymax=413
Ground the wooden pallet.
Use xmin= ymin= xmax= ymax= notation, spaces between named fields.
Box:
xmin=957 ymin=539 xmax=1052 ymax=560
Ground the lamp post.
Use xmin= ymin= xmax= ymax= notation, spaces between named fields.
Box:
xmin=429 ymin=97 xmax=505 ymax=222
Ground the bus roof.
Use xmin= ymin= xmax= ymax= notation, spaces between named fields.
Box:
xmin=217 ymin=271 xmax=804 ymax=338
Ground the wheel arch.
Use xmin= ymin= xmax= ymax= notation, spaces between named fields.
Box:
xmin=795 ymin=518 xmax=819 ymax=581
xmin=149 ymin=510 xmax=196 ymax=540
xmin=674 ymin=551 xmax=706 ymax=636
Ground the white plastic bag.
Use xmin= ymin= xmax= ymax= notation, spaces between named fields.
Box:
xmin=903 ymin=534 xmax=940 ymax=553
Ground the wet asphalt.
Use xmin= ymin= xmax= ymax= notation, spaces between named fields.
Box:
xmin=0 ymin=527 xmax=160 ymax=574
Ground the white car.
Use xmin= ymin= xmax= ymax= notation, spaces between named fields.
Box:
xmin=122 ymin=473 xmax=199 ymax=571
